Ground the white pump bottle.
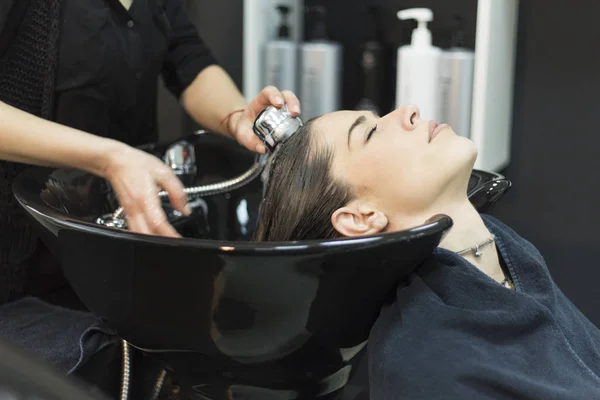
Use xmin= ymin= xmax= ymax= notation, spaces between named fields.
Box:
xmin=395 ymin=8 xmax=442 ymax=121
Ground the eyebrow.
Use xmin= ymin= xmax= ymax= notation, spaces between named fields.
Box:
xmin=347 ymin=111 xmax=379 ymax=148
xmin=347 ymin=115 xmax=367 ymax=148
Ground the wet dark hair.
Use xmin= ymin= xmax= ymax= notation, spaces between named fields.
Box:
xmin=254 ymin=119 xmax=354 ymax=242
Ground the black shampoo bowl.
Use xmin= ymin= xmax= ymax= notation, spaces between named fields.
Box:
xmin=12 ymin=133 xmax=510 ymax=399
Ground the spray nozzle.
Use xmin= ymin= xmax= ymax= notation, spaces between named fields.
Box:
xmin=275 ymin=4 xmax=292 ymax=39
xmin=277 ymin=5 xmax=290 ymax=16
xmin=397 ymin=8 xmax=434 ymax=48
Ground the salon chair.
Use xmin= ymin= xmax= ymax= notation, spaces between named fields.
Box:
xmin=12 ymin=132 xmax=511 ymax=399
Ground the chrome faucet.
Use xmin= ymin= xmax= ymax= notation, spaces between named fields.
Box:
xmin=163 ymin=140 xmax=197 ymax=186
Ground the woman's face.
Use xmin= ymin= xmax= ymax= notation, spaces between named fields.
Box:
xmin=313 ymin=105 xmax=478 ymax=230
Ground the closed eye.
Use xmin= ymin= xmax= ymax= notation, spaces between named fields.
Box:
xmin=366 ymin=125 xmax=378 ymax=143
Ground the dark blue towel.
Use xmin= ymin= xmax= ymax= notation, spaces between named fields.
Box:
xmin=369 ymin=214 xmax=600 ymax=399
xmin=0 ymin=296 xmax=117 ymax=374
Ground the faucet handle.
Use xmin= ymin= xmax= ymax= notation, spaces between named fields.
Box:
xmin=163 ymin=140 xmax=198 ymax=185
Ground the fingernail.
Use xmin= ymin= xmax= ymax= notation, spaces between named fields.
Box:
xmin=256 ymin=144 xmax=266 ymax=154
xmin=275 ymin=96 xmax=284 ymax=105
xmin=184 ymin=203 xmax=192 ymax=216
xmin=292 ymin=105 xmax=301 ymax=114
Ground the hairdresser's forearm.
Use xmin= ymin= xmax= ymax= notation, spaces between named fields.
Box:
xmin=0 ymin=101 xmax=126 ymax=177
xmin=181 ymin=65 xmax=248 ymax=138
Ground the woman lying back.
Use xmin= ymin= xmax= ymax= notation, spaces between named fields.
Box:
xmin=255 ymin=105 xmax=600 ymax=399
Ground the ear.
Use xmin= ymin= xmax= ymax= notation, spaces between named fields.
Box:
xmin=331 ymin=203 xmax=388 ymax=237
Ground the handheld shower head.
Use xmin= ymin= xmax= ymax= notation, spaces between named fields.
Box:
xmin=253 ymin=105 xmax=304 ymax=152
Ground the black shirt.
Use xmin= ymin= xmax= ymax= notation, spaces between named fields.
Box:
xmin=55 ymin=0 xmax=217 ymax=146
xmin=0 ymin=0 xmax=217 ymax=305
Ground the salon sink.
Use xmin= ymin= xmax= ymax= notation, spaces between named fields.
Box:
xmin=12 ymin=133 xmax=511 ymax=399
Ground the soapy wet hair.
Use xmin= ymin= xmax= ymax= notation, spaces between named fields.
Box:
xmin=254 ymin=118 xmax=354 ymax=242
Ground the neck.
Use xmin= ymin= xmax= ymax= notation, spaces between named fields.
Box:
xmin=394 ymin=196 xmax=504 ymax=283
xmin=435 ymin=198 xmax=488 ymax=250
xmin=438 ymin=197 xmax=504 ymax=282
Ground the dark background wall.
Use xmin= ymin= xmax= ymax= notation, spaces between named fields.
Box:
xmin=171 ymin=1 xmax=600 ymax=326
xmin=493 ymin=1 xmax=600 ymax=325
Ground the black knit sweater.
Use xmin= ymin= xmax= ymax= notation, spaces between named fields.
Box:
xmin=0 ymin=0 xmax=61 ymax=304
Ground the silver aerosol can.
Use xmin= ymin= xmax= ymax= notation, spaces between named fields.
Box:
xmin=264 ymin=5 xmax=298 ymax=93
xmin=440 ymin=17 xmax=475 ymax=138
xmin=299 ymin=6 xmax=342 ymax=120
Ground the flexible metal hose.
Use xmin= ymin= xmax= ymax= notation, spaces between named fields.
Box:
xmin=120 ymin=340 xmax=131 ymax=400
xmin=150 ymin=369 xmax=168 ymax=400
xmin=121 ymin=340 xmax=168 ymax=400
xmin=111 ymin=153 xmax=268 ymax=221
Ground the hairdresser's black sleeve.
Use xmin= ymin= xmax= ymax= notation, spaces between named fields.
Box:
xmin=0 ymin=0 xmax=16 ymax=34
xmin=161 ymin=0 xmax=219 ymax=98
xmin=0 ymin=0 xmax=19 ymax=51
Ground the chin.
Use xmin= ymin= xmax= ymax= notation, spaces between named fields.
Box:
xmin=464 ymin=138 xmax=479 ymax=166
xmin=448 ymin=127 xmax=478 ymax=160
xmin=446 ymin=135 xmax=478 ymax=184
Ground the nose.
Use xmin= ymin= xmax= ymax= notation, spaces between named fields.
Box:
xmin=390 ymin=105 xmax=421 ymax=131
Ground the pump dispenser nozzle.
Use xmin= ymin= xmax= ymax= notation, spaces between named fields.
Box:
xmin=397 ymin=8 xmax=434 ymax=48
xmin=276 ymin=5 xmax=291 ymax=39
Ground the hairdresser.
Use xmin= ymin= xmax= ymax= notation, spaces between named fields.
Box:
xmin=0 ymin=0 xmax=299 ymax=372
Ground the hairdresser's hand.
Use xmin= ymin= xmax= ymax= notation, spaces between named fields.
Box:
xmin=102 ymin=145 xmax=191 ymax=238
xmin=230 ymin=86 xmax=301 ymax=154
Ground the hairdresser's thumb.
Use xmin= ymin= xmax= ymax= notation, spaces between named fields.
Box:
xmin=233 ymin=120 xmax=266 ymax=154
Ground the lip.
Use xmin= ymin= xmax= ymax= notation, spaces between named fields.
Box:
xmin=429 ymin=122 xmax=449 ymax=143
